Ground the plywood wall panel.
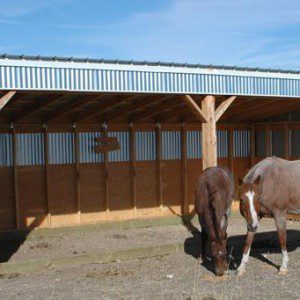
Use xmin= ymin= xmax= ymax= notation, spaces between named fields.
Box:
xmin=0 ymin=168 xmax=15 ymax=230
xmin=18 ymin=166 xmax=47 ymax=228
xmin=135 ymin=162 xmax=160 ymax=217
xmin=48 ymin=165 xmax=78 ymax=227
xmin=108 ymin=162 xmax=132 ymax=213
xmin=187 ymin=159 xmax=202 ymax=213
xmin=79 ymin=164 xmax=106 ymax=224
xmin=161 ymin=161 xmax=182 ymax=215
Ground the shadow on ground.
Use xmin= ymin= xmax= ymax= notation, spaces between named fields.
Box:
xmin=182 ymin=216 xmax=300 ymax=275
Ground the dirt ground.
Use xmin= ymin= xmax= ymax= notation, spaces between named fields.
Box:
xmin=0 ymin=218 xmax=300 ymax=299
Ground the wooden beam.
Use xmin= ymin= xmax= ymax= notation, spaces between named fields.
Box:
xmin=156 ymin=104 xmax=187 ymax=122
xmin=228 ymin=124 xmax=234 ymax=172
xmin=130 ymin=125 xmax=137 ymax=218
xmin=284 ymin=123 xmax=290 ymax=159
xmin=156 ymin=125 xmax=163 ymax=214
xmin=44 ymin=128 xmax=51 ymax=227
xmin=0 ymin=91 xmax=16 ymax=110
xmin=74 ymin=128 xmax=81 ymax=224
xmin=45 ymin=95 xmax=104 ymax=122
xmin=103 ymin=97 xmax=154 ymax=122
xmin=250 ymin=125 xmax=256 ymax=166
xmin=12 ymin=129 xmax=20 ymax=229
xmin=251 ymin=100 xmax=300 ymax=121
xmin=76 ymin=97 xmax=122 ymax=122
xmin=13 ymin=93 xmax=70 ymax=123
xmin=103 ymin=127 xmax=110 ymax=218
xmin=182 ymin=95 xmax=208 ymax=123
xmin=202 ymin=96 xmax=217 ymax=169
xmin=181 ymin=124 xmax=188 ymax=214
xmin=130 ymin=96 xmax=176 ymax=122
xmin=265 ymin=124 xmax=270 ymax=156
xmin=214 ymin=96 xmax=236 ymax=121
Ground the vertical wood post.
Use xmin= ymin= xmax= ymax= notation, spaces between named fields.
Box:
xmin=201 ymin=96 xmax=217 ymax=170
xmin=265 ymin=124 xmax=271 ymax=157
xmin=181 ymin=124 xmax=188 ymax=214
xmin=44 ymin=127 xmax=51 ymax=227
xmin=228 ymin=124 xmax=234 ymax=172
xmin=12 ymin=129 xmax=20 ymax=229
xmin=250 ymin=125 xmax=256 ymax=166
xmin=103 ymin=126 xmax=110 ymax=218
xmin=284 ymin=123 xmax=290 ymax=159
xmin=156 ymin=124 xmax=163 ymax=214
xmin=130 ymin=124 xmax=137 ymax=218
xmin=74 ymin=127 xmax=81 ymax=224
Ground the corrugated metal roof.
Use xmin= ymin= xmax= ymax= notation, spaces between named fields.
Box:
xmin=0 ymin=54 xmax=300 ymax=97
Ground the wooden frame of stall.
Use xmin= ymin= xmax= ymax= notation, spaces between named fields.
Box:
xmin=0 ymin=91 xmax=299 ymax=230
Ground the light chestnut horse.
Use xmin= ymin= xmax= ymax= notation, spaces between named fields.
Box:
xmin=238 ymin=157 xmax=300 ymax=275
xmin=195 ymin=166 xmax=234 ymax=276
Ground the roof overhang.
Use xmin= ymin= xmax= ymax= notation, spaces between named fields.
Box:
xmin=0 ymin=56 xmax=300 ymax=97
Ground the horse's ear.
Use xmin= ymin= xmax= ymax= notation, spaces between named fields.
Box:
xmin=254 ymin=175 xmax=261 ymax=186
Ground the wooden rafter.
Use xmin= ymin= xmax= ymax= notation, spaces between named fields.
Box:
xmin=182 ymin=95 xmax=207 ymax=123
xmin=13 ymin=93 xmax=71 ymax=123
xmin=228 ymin=99 xmax=283 ymax=121
xmin=76 ymin=95 xmax=138 ymax=123
xmin=251 ymin=100 xmax=300 ymax=121
xmin=214 ymin=96 xmax=236 ymax=121
xmin=130 ymin=96 xmax=177 ymax=122
xmin=102 ymin=96 xmax=155 ymax=122
xmin=45 ymin=94 xmax=105 ymax=123
xmin=0 ymin=91 xmax=16 ymax=110
xmin=156 ymin=104 xmax=187 ymax=122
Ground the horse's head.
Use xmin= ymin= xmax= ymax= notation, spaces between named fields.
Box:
xmin=239 ymin=176 xmax=261 ymax=232
xmin=211 ymin=231 xmax=228 ymax=276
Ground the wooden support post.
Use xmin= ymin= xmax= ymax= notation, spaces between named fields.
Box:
xmin=44 ymin=127 xmax=51 ymax=227
xmin=12 ymin=129 xmax=20 ymax=229
xmin=74 ymin=127 xmax=81 ymax=224
xmin=103 ymin=126 xmax=110 ymax=218
xmin=181 ymin=124 xmax=188 ymax=215
xmin=250 ymin=125 xmax=256 ymax=166
xmin=284 ymin=123 xmax=290 ymax=159
xmin=130 ymin=124 xmax=137 ymax=218
xmin=156 ymin=125 xmax=163 ymax=214
xmin=265 ymin=124 xmax=271 ymax=157
xmin=228 ymin=124 xmax=234 ymax=172
xmin=201 ymin=96 xmax=217 ymax=170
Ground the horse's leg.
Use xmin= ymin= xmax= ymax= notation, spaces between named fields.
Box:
xmin=274 ymin=210 xmax=289 ymax=275
xmin=236 ymin=230 xmax=255 ymax=275
xmin=199 ymin=215 xmax=209 ymax=262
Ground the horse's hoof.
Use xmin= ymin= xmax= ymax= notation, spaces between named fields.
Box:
xmin=278 ymin=269 xmax=288 ymax=275
xmin=236 ymin=269 xmax=246 ymax=276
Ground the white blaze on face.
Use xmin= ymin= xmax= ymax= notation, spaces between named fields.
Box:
xmin=245 ymin=190 xmax=259 ymax=229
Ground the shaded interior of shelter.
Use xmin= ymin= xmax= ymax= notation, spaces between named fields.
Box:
xmin=0 ymin=90 xmax=300 ymax=235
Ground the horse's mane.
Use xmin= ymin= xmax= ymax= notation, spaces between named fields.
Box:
xmin=243 ymin=156 xmax=280 ymax=184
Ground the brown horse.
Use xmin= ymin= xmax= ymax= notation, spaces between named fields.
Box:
xmin=195 ymin=166 xmax=234 ymax=276
xmin=238 ymin=156 xmax=300 ymax=275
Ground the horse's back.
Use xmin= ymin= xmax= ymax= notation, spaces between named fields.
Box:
xmin=195 ymin=166 xmax=234 ymax=215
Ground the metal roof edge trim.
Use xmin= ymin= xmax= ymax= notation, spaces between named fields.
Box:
xmin=0 ymin=56 xmax=299 ymax=80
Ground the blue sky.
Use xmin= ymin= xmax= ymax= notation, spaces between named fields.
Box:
xmin=0 ymin=0 xmax=300 ymax=69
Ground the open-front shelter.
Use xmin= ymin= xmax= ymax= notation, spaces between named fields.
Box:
xmin=0 ymin=55 xmax=300 ymax=230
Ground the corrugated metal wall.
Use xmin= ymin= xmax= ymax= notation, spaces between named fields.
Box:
xmin=291 ymin=129 xmax=300 ymax=157
xmin=217 ymin=130 xmax=228 ymax=158
xmin=234 ymin=130 xmax=250 ymax=157
xmin=162 ymin=131 xmax=181 ymax=160
xmin=79 ymin=132 xmax=104 ymax=163
xmin=256 ymin=130 xmax=266 ymax=157
xmin=136 ymin=131 xmax=156 ymax=161
xmin=17 ymin=133 xmax=44 ymax=166
xmin=48 ymin=133 xmax=75 ymax=164
xmin=0 ymin=133 xmax=13 ymax=166
xmin=186 ymin=131 xmax=201 ymax=159
xmin=271 ymin=130 xmax=285 ymax=157
xmin=108 ymin=131 xmax=130 ymax=162
xmin=1 ymin=60 xmax=300 ymax=97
